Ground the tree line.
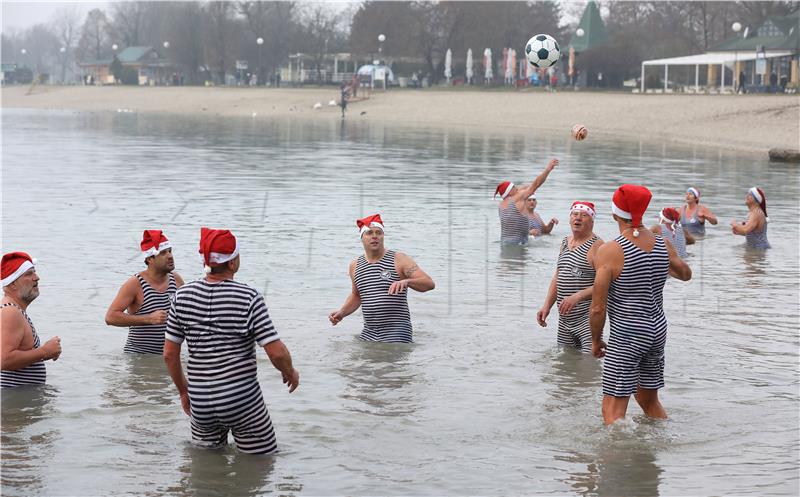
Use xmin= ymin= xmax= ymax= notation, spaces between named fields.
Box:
xmin=1 ymin=1 xmax=797 ymax=87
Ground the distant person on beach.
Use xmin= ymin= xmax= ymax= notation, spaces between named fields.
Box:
xmin=340 ymin=81 xmax=348 ymax=118
xmin=164 ymin=228 xmax=299 ymax=454
xmin=537 ymin=201 xmax=603 ymax=353
xmin=524 ymin=194 xmax=558 ymax=237
xmin=411 ymin=72 xmax=419 ymax=89
xmin=679 ymin=187 xmax=717 ymax=237
xmin=1 ymin=252 xmax=61 ymax=388
xmin=738 ymin=71 xmax=747 ymax=94
xmin=495 ymin=158 xmax=558 ymax=245
xmin=651 ymin=207 xmax=693 ymax=258
xmin=275 ymin=72 xmax=281 ymax=88
xmin=590 ymin=185 xmax=692 ymax=425
xmin=105 ymin=230 xmax=184 ymax=354
xmin=731 ymin=187 xmax=770 ymax=249
xmin=329 ymin=214 xmax=435 ymax=343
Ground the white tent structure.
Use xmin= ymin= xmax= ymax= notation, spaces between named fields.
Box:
xmin=641 ymin=51 xmax=793 ymax=93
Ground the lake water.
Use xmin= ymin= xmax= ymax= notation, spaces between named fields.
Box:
xmin=2 ymin=108 xmax=798 ymax=496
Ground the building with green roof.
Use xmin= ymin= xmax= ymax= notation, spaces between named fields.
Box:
xmin=565 ymin=1 xmax=610 ymax=87
xmin=79 ymin=46 xmax=174 ymax=85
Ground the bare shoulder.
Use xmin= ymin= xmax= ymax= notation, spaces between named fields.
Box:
xmin=0 ymin=304 xmax=24 ymax=331
xmin=172 ymin=272 xmax=185 ymax=286
xmin=348 ymin=258 xmax=358 ymax=274
xmin=596 ymin=239 xmax=623 ymax=261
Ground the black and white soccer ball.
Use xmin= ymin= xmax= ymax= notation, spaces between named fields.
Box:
xmin=525 ymin=34 xmax=560 ymax=68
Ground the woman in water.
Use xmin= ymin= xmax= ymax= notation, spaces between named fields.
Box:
xmin=679 ymin=187 xmax=718 ymax=236
xmin=524 ymin=194 xmax=558 ymax=237
xmin=731 ymin=187 xmax=770 ymax=249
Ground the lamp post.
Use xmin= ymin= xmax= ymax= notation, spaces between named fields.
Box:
xmin=256 ymin=37 xmax=264 ymax=85
xmin=60 ymin=46 xmax=66 ymax=84
xmin=732 ymin=22 xmax=742 ymax=93
xmin=378 ymin=34 xmax=386 ymax=90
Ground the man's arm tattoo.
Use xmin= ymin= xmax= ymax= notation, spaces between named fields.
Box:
xmin=405 ymin=264 xmax=419 ymax=278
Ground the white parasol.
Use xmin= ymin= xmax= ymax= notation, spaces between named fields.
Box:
xmin=444 ymin=48 xmax=452 ymax=83
xmin=484 ymin=48 xmax=493 ymax=81
xmin=466 ymin=48 xmax=474 ymax=84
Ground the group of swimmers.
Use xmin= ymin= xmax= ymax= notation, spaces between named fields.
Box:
xmin=0 ymin=158 xmax=771 ymax=452
xmin=498 ymin=158 xmax=770 ymax=423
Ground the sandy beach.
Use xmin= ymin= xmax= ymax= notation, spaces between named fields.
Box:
xmin=3 ymin=85 xmax=798 ymax=154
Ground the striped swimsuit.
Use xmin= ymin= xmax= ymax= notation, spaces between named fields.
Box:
xmin=354 ymin=250 xmax=413 ymax=343
xmin=125 ymin=273 xmax=177 ymax=354
xmin=500 ymin=201 xmax=529 ymax=245
xmin=555 ymin=235 xmax=599 ymax=352
xmin=528 ymin=214 xmax=543 ymax=234
xmin=681 ymin=206 xmax=705 ymax=236
xmin=746 ymin=222 xmax=770 ymax=249
xmin=602 ymin=235 xmax=670 ymax=397
xmin=1 ymin=303 xmax=46 ymax=388
xmin=660 ymin=224 xmax=688 ymax=258
xmin=166 ymin=279 xmax=281 ymax=454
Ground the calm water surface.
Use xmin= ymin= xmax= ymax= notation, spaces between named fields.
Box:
xmin=2 ymin=109 xmax=798 ymax=496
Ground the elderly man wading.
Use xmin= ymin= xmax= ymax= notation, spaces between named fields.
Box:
xmin=1 ymin=252 xmax=61 ymax=388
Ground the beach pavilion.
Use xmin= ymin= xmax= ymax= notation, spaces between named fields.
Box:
xmin=640 ymin=11 xmax=799 ymax=93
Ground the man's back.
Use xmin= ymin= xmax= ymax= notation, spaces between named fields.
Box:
xmin=167 ymin=279 xmax=278 ymax=383
xmin=608 ymin=235 xmax=669 ymax=328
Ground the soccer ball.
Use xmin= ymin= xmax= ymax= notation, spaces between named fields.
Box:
xmin=525 ymin=34 xmax=560 ymax=68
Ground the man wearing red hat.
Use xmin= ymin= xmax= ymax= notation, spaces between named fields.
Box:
xmin=105 ymin=230 xmax=185 ymax=354
xmin=1 ymin=252 xmax=62 ymax=388
xmin=537 ymin=201 xmax=603 ymax=352
xmin=164 ymin=227 xmax=299 ymax=454
xmin=590 ymin=185 xmax=692 ymax=425
xmin=650 ymin=207 xmax=693 ymax=259
xmin=329 ymin=214 xmax=435 ymax=343
xmin=495 ymin=158 xmax=558 ymax=244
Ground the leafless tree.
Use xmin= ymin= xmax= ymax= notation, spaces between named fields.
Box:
xmin=51 ymin=6 xmax=81 ymax=82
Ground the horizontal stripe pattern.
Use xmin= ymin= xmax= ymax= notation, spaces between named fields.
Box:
xmin=500 ymin=202 xmax=529 ymax=245
xmin=166 ymin=279 xmax=280 ymax=454
xmin=125 ymin=273 xmax=177 ymax=354
xmin=660 ymin=224 xmax=687 ymax=258
xmin=602 ymin=235 xmax=670 ymax=397
xmin=556 ymin=235 xmax=598 ymax=352
xmin=354 ymin=250 xmax=413 ymax=343
xmin=1 ymin=303 xmax=46 ymax=388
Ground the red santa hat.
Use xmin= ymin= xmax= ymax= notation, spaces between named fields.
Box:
xmin=611 ymin=184 xmax=652 ymax=237
xmin=660 ymin=207 xmax=680 ymax=225
xmin=357 ymin=214 xmax=385 ymax=237
xmin=2 ymin=252 xmax=36 ymax=287
xmin=140 ymin=230 xmax=171 ymax=258
xmin=494 ymin=181 xmax=515 ymax=199
xmin=748 ymin=187 xmax=769 ymax=221
xmin=198 ymin=227 xmax=239 ymax=274
xmin=570 ymin=201 xmax=595 ymax=218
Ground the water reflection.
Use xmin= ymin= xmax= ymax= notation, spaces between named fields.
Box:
xmin=170 ymin=445 xmax=282 ymax=497
xmin=100 ymin=353 xmax=174 ymax=409
xmin=543 ymin=348 xmax=602 ymax=400
xmin=1 ymin=386 xmax=59 ymax=495
xmin=741 ymin=247 xmax=770 ymax=278
xmin=337 ymin=340 xmax=420 ymax=417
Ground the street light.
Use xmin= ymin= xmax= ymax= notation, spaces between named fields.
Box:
xmin=257 ymin=37 xmax=264 ymax=86
xmin=576 ymin=28 xmax=585 ymax=37
xmin=163 ymin=41 xmax=169 ymax=49
xmin=112 ymin=43 xmax=118 ymax=51
xmin=732 ymin=22 xmax=742 ymax=93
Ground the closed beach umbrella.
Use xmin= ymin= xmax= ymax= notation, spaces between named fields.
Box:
xmin=444 ymin=48 xmax=452 ymax=83
xmin=510 ymin=48 xmax=517 ymax=79
xmin=526 ymin=53 xmax=535 ymax=79
xmin=568 ymin=46 xmax=575 ymax=78
xmin=484 ymin=48 xmax=493 ymax=81
xmin=466 ymin=48 xmax=474 ymax=84
xmin=504 ymin=48 xmax=513 ymax=83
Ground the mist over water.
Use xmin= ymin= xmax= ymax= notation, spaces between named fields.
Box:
xmin=2 ymin=109 xmax=798 ymax=496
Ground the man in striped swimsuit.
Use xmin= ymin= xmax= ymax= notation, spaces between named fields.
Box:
xmin=164 ymin=228 xmax=299 ymax=454
xmin=1 ymin=252 xmax=62 ymax=388
xmin=590 ymin=185 xmax=692 ymax=425
xmin=329 ymin=214 xmax=435 ymax=343
xmin=105 ymin=230 xmax=184 ymax=354
xmin=495 ymin=158 xmax=558 ymax=244
xmin=537 ymin=201 xmax=603 ymax=352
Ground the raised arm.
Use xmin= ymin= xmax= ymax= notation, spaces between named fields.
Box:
xmin=516 ymin=159 xmax=558 ymax=200
xmin=390 ymin=252 xmax=435 ymax=294
xmin=105 ymin=277 xmax=165 ymax=327
xmin=329 ymin=260 xmax=362 ymax=325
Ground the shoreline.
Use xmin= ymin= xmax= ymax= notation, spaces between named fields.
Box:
xmin=2 ymin=85 xmax=798 ymax=154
